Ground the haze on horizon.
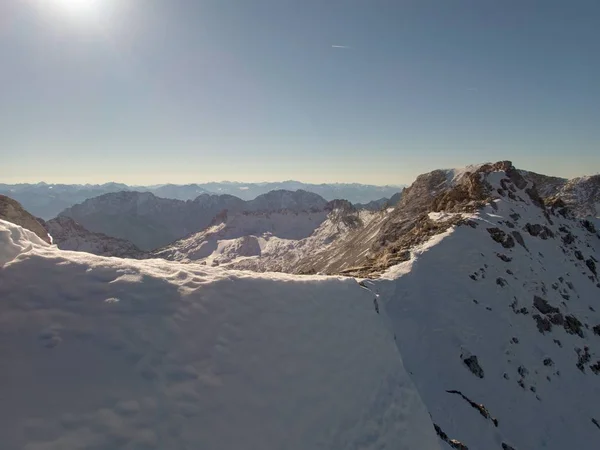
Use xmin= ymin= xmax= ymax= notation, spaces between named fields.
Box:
xmin=1 ymin=0 xmax=599 ymax=185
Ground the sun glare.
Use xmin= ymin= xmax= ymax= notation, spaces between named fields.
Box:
xmin=47 ymin=0 xmax=101 ymax=20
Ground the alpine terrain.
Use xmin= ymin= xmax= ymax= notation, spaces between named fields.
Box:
xmin=57 ymin=190 xmax=330 ymax=251
xmin=41 ymin=216 xmax=148 ymax=259
xmin=1 ymin=161 xmax=599 ymax=450
xmin=0 ymin=181 xmax=402 ymax=220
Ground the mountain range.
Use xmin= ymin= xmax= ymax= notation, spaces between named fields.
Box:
xmin=1 ymin=161 xmax=600 ymax=449
xmin=0 ymin=181 xmax=403 ymax=219
xmin=57 ymin=190 xmax=330 ymax=251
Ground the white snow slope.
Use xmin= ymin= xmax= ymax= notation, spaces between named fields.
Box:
xmin=0 ymin=219 xmax=440 ymax=450
xmin=154 ymin=209 xmax=329 ymax=263
xmin=155 ymin=207 xmax=381 ymax=273
xmin=365 ymin=169 xmax=600 ymax=450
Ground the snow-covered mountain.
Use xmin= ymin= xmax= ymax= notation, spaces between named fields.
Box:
xmin=0 ymin=195 xmax=50 ymax=244
xmin=0 ymin=218 xmax=440 ymax=450
xmin=58 ymin=192 xmax=247 ymax=251
xmin=58 ymin=190 xmax=331 ymax=251
xmin=521 ymin=171 xmax=600 ymax=217
xmin=0 ymin=181 xmax=403 ymax=220
xmin=42 ymin=216 xmax=147 ymax=259
xmin=366 ymin=163 xmax=600 ymax=450
xmin=152 ymin=200 xmax=362 ymax=266
xmin=2 ymin=160 xmax=600 ymax=449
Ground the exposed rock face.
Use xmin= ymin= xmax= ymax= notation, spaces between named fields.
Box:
xmin=186 ymin=160 xmax=598 ymax=278
xmin=521 ymin=171 xmax=600 ymax=217
xmin=0 ymin=195 xmax=50 ymax=243
xmin=488 ymin=228 xmax=515 ymax=248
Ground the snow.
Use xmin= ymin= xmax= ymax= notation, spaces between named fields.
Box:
xmin=155 ymin=208 xmax=383 ymax=273
xmin=371 ymin=173 xmax=600 ymax=449
xmin=0 ymin=219 xmax=440 ymax=450
xmin=444 ymin=163 xmax=486 ymax=184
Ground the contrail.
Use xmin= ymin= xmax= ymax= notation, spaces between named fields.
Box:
xmin=331 ymin=45 xmax=352 ymax=49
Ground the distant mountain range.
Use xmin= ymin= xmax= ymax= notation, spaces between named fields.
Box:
xmin=0 ymin=181 xmax=404 ymax=219
xmin=58 ymin=189 xmax=332 ymax=250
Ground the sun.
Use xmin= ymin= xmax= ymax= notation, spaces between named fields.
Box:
xmin=52 ymin=0 xmax=99 ymax=14
xmin=49 ymin=0 xmax=101 ymax=18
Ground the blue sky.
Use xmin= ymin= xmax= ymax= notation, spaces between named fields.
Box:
xmin=1 ymin=0 xmax=599 ymax=185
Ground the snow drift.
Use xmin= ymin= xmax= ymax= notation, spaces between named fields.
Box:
xmin=0 ymin=219 xmax=439 ymax=450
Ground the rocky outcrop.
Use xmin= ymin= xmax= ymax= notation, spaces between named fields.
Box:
xmin=0 ymin=195 xmax=50 ymax=243
xmin=522 ymin=171 xmax=600 ymax=218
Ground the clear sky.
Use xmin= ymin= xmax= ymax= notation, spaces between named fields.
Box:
xmin=1 ymin=0 xmax=599 ymax=185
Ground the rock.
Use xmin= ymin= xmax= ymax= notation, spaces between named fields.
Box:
xmin=518 ymin=365 xmax=529 ymax=377
xmin=575 ymin=250 xmax=584 ymax=260
xmin=576 ymin=347 xmax=591 ymax=372
xmin=511 ymin=231 xmax=527 ymax=249
xmin=549 ymin=313 xmax=565 ymax=326
xmin=543 ymin=358 xmax=554 ymax=366
xmin=502 ymin=443 xmax=516 ymax=450
xmin=591 ymin=362 xmax=600 ymax=375
xmin=565 ymin=315 xmax=584 ymax=337
xmin=533 ymin=296 xmax=559 ymax=314
xmin=562 ymin=233 xmax=576 ymax=245
xmin=487 ymin=228 xmax=515 ymax=248
xmin=533 ymin=314 xmax=552 ymax=334
xmin=509 ymin=213 xmax=521 ymax=221
xmin=593 ymin=325 xmax=600 ymax=336
xmin=433 ymin=424 xmax=469 ymax=450
xmin=524 ymin=223 xmax=555 ymax=240
xmin=496 ymin=253 xmax=512 ymax=262
xmin=592 ymin=418 xmax=600 ymax=430
xmin=581 ymin=219 xmax=597 ymax=234
xmin=496 ymin=277 xmax=508 ymax=287
xmin=446 ymin=390 xmax=498 ymax=427
xmin=463 ymin=355 xmax=485 ymax=378
xmin=586 ymin=259 xmax=597 ymax=276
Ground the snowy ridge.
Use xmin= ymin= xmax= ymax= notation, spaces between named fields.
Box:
xmin=364 ymin=165 xmax=600 ymax=449
xmin=0 ymin=218 xmax=439 ymax=450
xmin=153 ymin=209 xmax=329 ymax=264
xmin=154 ymin=201 xmax=381 ymax=272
